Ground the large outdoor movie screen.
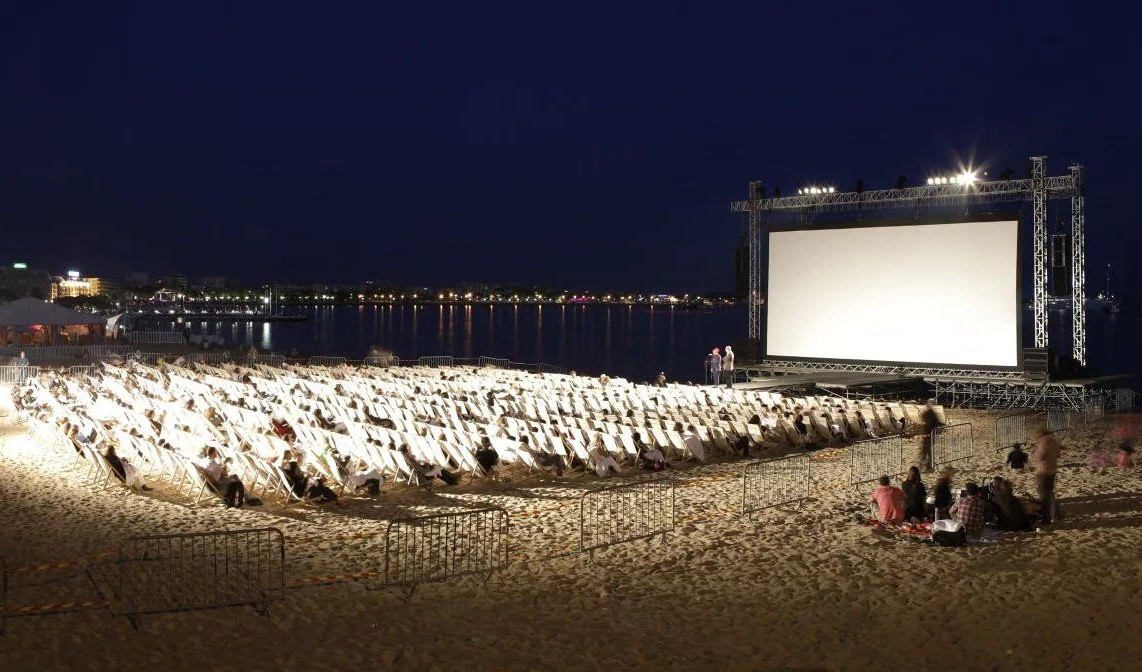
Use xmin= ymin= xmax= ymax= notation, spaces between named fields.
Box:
xmin=766 ymin=220 xmax=1020 ymax=367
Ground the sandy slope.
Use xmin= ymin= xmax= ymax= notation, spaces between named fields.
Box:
xmin=1 ymin=399 xmax=1140 ymax=672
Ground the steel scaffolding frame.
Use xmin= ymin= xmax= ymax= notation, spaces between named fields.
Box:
xmin=744 ymin=358 xmax=1026 ymax=380
xmin=1070 ymin=164 xmax=1086 ymax=366
xmin=732 ymin=155 xmax=1085 ymax=371
xmin=931 ymin=378 xmax=1109 ymax=412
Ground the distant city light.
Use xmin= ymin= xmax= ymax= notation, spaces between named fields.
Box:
xmin=67 ymin=270 xmax=80 ymax=279
xmin=12 ymin=262 xmax=26 ymax=269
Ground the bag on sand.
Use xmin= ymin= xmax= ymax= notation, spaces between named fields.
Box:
xmin=931 ymin=519 xmax=966 ymax=547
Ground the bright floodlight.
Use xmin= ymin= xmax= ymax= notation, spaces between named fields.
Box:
xmin=960 ymin=171 xmax=976 ymax=185
xmin=828 ymin=186 xmax=835 ymax=193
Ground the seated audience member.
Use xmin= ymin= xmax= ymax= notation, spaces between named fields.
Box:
xmin=653 ymin=372 xmax=666 ymax=388
xmin=639 ymin=442 xmax=666 ymax=471
xmin=990 ymin=476 xmax=1031 ymax=531
xmin=950 ymin=481 xmax=985 ymax=537
xmin=202 ymin=446 xmax=246 ymax=508
xmin=475 ymin=436 xmax=501 ymax=481
xmin=347 ymin=460 xmax=384 ymax=495
xmin=1006 ymin=443 xmax=1029 ymax=471
xmin=304 ymin=467 xmax=339 ymax=503
xmin=856 ymin=411 xmax=876 ymax=438
xmin=901 ymin=466 xmax=927 ymax=520
xmin=590 ymin=436 xmax=622 ymax=477
xmin=867 ymin=475 xmax=906 ymax=523
xmin=104 ymin=445 xmax=152 ymax=491
xmin=933 ymin=468 xmax=954 ymax=520
xmin=536 ymin=450 xmax=567 ymax=476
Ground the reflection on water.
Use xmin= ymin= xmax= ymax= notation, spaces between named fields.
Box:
xmin=159 ymin=306 xmax=1142 ymax=383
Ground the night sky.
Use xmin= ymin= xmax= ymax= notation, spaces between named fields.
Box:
xmin=2 ymin=1 xmax=1139 ymax=294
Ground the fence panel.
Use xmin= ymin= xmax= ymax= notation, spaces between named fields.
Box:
xmin=478 ymin=356 xmax=510 ymax=368
xmin=932 ymin=422 xmax=973 ymax=468
xmin=0 ymin=366 xmax=38 ymax=384
xmin=364 ymin=354 xmax=398 ymax=367
xmin=185 ymin=352 xmax=231 ymax=366
xmin=742 ymin=454 xmax=810 ymax=518
xmin=1115 ymin=388 xmax=1136 ymax=413
xmin=994 ymin=411 xmax=1031 ymax=451
xmin=118 ymin=528 xmax=285 ymax=628
xmin=126 ymin=352 xmax=164 ymax=365
xmin=1084 ymin=395 xmax=1107 ymax=424
xmin=128 ymin=331 xmax=186 ymax=344
xmin=0 ymin=345 xmax=130 ymax=362
xmin=382 ymin=508 xmax=509 ymax=590
xmin=418 ymin=355 xmax=454 ymax=367
xmin=537 ymin=362 xmax=569 ymax=375
xmin=1047 ymin=409 xmax=1072 ymax=433
xmin=580 ymin=477 xmax=674 ymax=556
xmin=849 ymin=435 xmax=905 ymax=487
xmin=66 ymin=365 xmax=101 ymax=377
xmin=306 ymin=356 xmax=347 ymax=367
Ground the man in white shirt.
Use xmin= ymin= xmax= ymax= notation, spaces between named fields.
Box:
xmin=722 ymin=346 xmax=735 ymax=388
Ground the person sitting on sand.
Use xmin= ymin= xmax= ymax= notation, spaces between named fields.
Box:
xmin=990 ymin=476 xmax=1030 ymax=531
xmin=1006 ymin=443 xmax=1029 ymax=471
xmin=868 ymin=475 xmax=905 ymax=523
xmin=590 ymin=435 xmax=622 ymax=477
xmin=950 ymin=481 xmax=985 ymax=538
xmin=1116 ymin=441 xmax=1135 ymax=468
xmin=901 ymin=466 xmax=927 ymax=521
xmin=933 ymin=468 xmax=955 ymax=520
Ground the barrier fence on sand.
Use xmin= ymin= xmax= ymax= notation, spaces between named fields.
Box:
xmin=0 ymin=366 xmax=38 ymax=384
xmin=306 ymin=356 xmax=347 ymax=367
xmin=742 ymin=454 xmax=811 ymax=519
xmin=848 ymin=435 xmax=905 ymax=487
xmin=1084 ymin=394 xmax=1106 ymax=424
xmin=1115 ymin=388 xmax=1136 ymax=413
xmin=580 ymin=477 xmax=674 ymax=558
xmin=128 ymin=331 xmax=185 ymax=344
xmin=381 ymin=508 xmax=509 ymax=595
xmin=1047 ymin=409 xmax=1072 ymax=433
xmin=931 ymin=422 xmax=974 ymax=469
xmin=994 ymin=410 xmax=1032 ymax=451
xmin=118 ymin=528 xmax=285 ymax=629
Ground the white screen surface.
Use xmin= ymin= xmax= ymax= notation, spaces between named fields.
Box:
xmin=766 ymin=220 xmax=1019 ymax=367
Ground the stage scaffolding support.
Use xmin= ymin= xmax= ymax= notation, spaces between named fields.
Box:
xmin=1031 ymin=156 xmax=1048 ymax=348
xmin=732 ymin=154 xmax=1086 ymax=377
xmin=1070 ymin=164 xmax=1086 ymax=366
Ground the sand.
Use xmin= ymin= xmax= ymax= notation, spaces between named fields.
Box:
xmin=1 ymin=395 xmax=1141 ymax=671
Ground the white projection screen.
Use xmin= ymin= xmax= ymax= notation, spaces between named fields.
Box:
xmin=766 ymin=220 xmax=1020 ymax=368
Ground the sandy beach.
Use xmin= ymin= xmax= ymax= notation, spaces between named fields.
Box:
xmin=2 ymin=394 xmax=1141 ymax=671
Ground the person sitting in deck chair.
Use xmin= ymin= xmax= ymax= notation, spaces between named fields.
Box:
xmin=857 ymin=411 xmax=876 ymax=439
xmin=476 ymin=436 xmax=501 ymax=481
xmin=104 ymin=445 xmax=152 ymax=491
xmin=590 ymin=435 xmax=622 ymax=477
xmin=347 ymin=459 xmax=384 ymax=495
xmin=639 ymin=441 xmax=666 ymax=472
xmin=202 ymin=446 xmax=246 ymax=508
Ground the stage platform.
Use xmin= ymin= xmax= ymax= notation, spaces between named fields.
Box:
xmin=735 ymin=362 xmax=1134 ymax=410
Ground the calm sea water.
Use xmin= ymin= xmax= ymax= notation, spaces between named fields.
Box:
xmin=161 ymin=305 xmax=1141 ymax=384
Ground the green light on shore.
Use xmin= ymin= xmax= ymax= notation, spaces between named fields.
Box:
xmin=12 ymin=262 xmax=26 ymax=269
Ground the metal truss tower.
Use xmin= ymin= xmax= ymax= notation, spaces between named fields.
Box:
xmin=1070 ymin=164 xmax=1086 ymax=366
xmin=747 ymin=206 xmax=763 ymax=340
xmin=1031 ymin=156 xmax=1048 ymax=348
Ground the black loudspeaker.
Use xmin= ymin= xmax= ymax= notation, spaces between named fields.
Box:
xmin=1023 ymin=347 xmax=1049 ymax=379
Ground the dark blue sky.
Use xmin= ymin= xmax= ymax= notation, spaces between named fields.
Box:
xmin=1 ymin=1 xmax=1139 ymax=293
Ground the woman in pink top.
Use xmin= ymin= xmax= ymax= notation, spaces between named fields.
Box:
xmin=868 ymin=475 xmax=906 ymax=523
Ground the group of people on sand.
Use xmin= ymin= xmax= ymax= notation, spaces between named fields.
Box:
xmin=867 ymin=426 xmax=1075 ymax=542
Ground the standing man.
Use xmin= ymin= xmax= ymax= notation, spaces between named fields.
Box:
xmin=918 ymin=400 xmax=943 ymax=473
xmin=705 ymin=347 xmax=722 ymax=386
xmin=1032 ymin=427 xmax=1062 ymax=525
xmin=722 ymin=345 xmax=735 ymax=388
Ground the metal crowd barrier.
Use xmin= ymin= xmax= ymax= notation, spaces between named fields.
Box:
xmin=994 ymin=410 xmax=1032 ymax=451
xmin=306 ymin=356 xmax=347 ymax=367
xmin=418 ymin=355 xmax=454 ymax=367
xmin=580 ymin=477 xmax=674 ymax=557
xmin=478 ymin=356 xmax=510 ymax=368
xmin=1047 ymin=409 xmax=1072 ymax=433
xmin=848 ymin=435 xmax=905 ymax=487
xmin=364 ymin=354 xmax=399 ymax=367
xmin=0 ymin=345 xmax=131 ymax=362
xmin=0 ymin=366 xmax=38 ymax=384
xmin=185 ymin=352 xmax=231 ymax=366
xmin=1115 ymin=388 xmax=1136 ymax=413
xmin=381 ymin=508 xmax=509 ymax=595
xmin=1084 ymin=395 xmax=1107 ymax=424
xmin=128 ymin=331 xmax=186 ymax=344
xmin=931 ymin=422 xmax=973 ymax=469
xmin=742 ymin=454 xmax=811 ymax=519
xmin=118 ymin=528 xmax=285 ymax=629
xmin=66 ymin=365 xmax=101 ymax=377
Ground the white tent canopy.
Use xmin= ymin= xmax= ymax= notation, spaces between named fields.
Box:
xmin=0 ymin=297 xmax=107 ymax=328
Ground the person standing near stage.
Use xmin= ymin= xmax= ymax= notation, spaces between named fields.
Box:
xmin=918 ymin=401 xmax=943 ymax=473
xmin=1032 ymin=427 xmax=1062 ymax=525
xmin=722 ymin=345 xmax=735 ymax=388
xmin=706 ymin=347 xmax=722 ymax=386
